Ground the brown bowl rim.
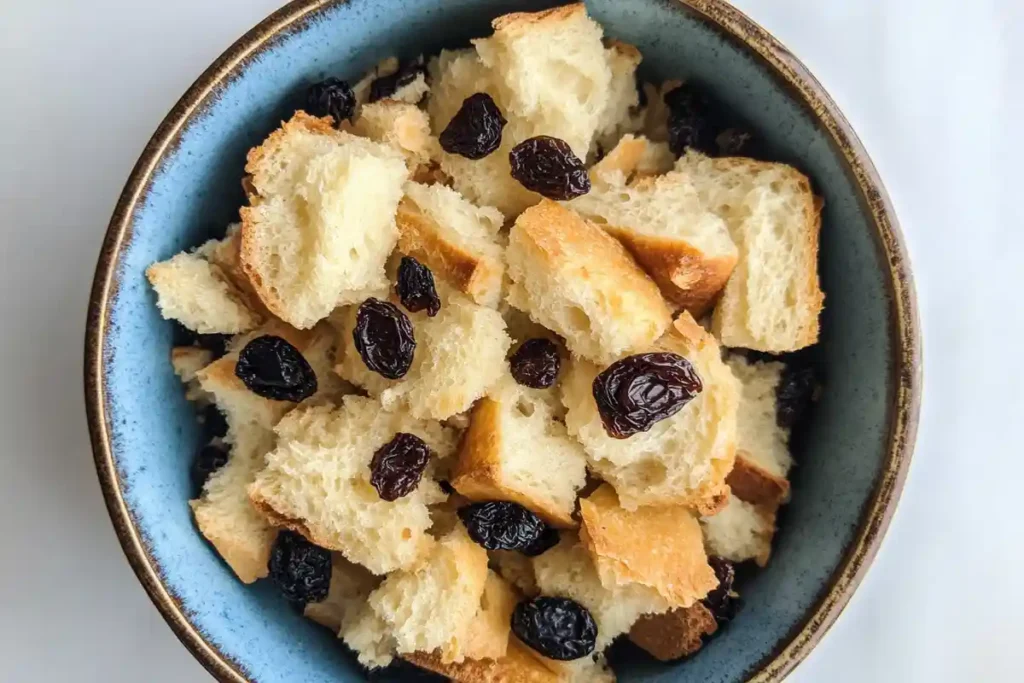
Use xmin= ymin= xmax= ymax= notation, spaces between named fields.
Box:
xmin=83 ymin=1 xmax=922 ymax=681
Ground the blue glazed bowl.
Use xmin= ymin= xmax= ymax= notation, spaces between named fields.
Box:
xmin=85 ymin=0 xmax=921 ymax=681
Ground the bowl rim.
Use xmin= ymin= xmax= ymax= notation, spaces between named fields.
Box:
xmin=83 ymin=0 xmax=922 ymax=681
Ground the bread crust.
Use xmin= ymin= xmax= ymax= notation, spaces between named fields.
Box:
xmin=629 ymin=603 xmax=719 ymax=661
xmin=404 ymin=638 xmax=561 ymax=683
xmin=490 ymin=3 xmax=587 ymax=35
xmin=726 ymin=453 xmax=791 ymax=510
xmin=190 ymin=501 xmax=276 ymax=584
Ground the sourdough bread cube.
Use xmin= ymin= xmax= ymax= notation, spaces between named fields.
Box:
xmin=533 ymin=534 xmax=671 ymax=651
xmin=404 ymin=637 xmax=561 ymax=683
xmin=587 ymin=135 xmax=674 ymax=186
xmin=490 ymin=550 xmax=539 ymax=598
xmin=248 ymin=397 xmax=457 ymax=574
xmin=367 ymin=527 xmax=489 ymax=663
xmin=396 ymin=182 xmax=506 ymax=307
xmin=676 ymin=152 xmax=824 ymax=351
xmin=569 ymin=162 xmax=737 ymax=316
xmin=506 ymin=200 xmax=672 ymax=365
xmin=579 ymin=485 xmax=718 ymax=608
xmin=629 ymin=603 xmax=719 ymax=661
xmin=198 ymin=224 xmax=272 ymax=320
xmin=700 ymin=493 xmax=776 ymax=567
xmin=561 ymin=313 xmax=739 ymax=513
xmin=239 ymin=112 xmax=409 ymax=328
xmin=147 ymin=250 xmax=261 ymax=334
xmin=349 ymin=100 xmax=437 ymax=168
xmin=592 ymin=40 xmax=644 ymax=156
xmin=460 ymin=570 xmax=519 ymax=661
xmin=340 ymin=602 xmax=397 ymax=669
xmin=190 ymin=426 xmax=278 ymax=583
xmin=451 ymin=375 xmax=588 ymax=528
xmin=336 ymin=289 xmax=511 ymax=421
xmin=726 ymin=355 xmax=792 ymax=478
xmin=304 ymin=553 xmax=381 ymax=632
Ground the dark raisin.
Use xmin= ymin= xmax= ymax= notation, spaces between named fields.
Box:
xmin=664 ymin=83 xmax=720 ymax=156
xmin=201 ymin=404 xmax=228 ymax=439
xmin=268 ymin=530 xmax=332 ymax=604
xmin=521 ymin=526 xmax=560 ymax=557
xmin=190 ymin=443 xmax=229 ymax=492
xmin=509 ymin=136 xmax=590 ymax=200
xmin=370 ymin=432 xmax=433 ymax=501
xmin=509 ymin=338 xmax=561 ymax=389
xmin=635 ymin=72 xmax=648 ymax=109
xmin=367 ymin=660 xmax=448 ymax=682
xmin=512 ymin=596 xmax=597 ymax=661
xmin=396 ymin=256 xmax=441 ymax=317
xmin=592 ymin=352 xmax=703 ymax=438
xmin=368 ymin=57 xmax=426 ymax=103
xmin=195 ymin=333 xmax=231 ymax=359
xmin=458 ymin=501 xmax=548 ymax=552
xmin=776 ymin=365 xmax=819 ymax=429
xmin=439 ymin=480 xmax=456 ymax=495
xmin=439 ymin=93 xmax=507 ymax=159
xmin=353 ymin=298 xmax=416 ymax=380
xmin=702 ymin=556 xmax=736 ymax=621
xmin=235 ymin=335 xmax=318 ymax=402
xmin=306 ymin=77 xmax=357 ymax=126
xmin=716 ymin=128 xmax=753 ymax=156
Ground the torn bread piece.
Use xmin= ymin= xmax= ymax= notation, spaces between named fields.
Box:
xmin=147 ymin=249 xmax=262 ymax=334
xmin=304 ymin=553 xmax=381 ymax=632
xmin=569 ymin=161 xmax=737 ymax=316
xmin=171 ymin=346 xmax=214 ymax=404
xmin=404 ymin=637 xmax=561 ymax=683
xmin=592 ymin=40 xmax=644 ymax=157
xmin=451 ymin=375 xmax=588 ymax=528
xmin=562 ymin=313 xmax=739 ymax=513
xmin=629 ymin=603 xmax=719 ymax=661
xmin=336 ymin=288 xmax=511 ymax=421
xmin=700 ymin=493 xmax=776 ymax=567
xmin=726 ymin=355 xmax=793 ymax=480
xmin=459 ymin=570 xmax=519 ymax=661
xmin=349 ymin=100 xmax=437 ymax=168
xmin=588 ymin=134 xmax=674 ymax=186
xmin=676 ymin=152 xmax=824 ymax=351
xmin=579 ymin=485 xmax=718 ymax=608
xmin=396 ymin=181 xmax=506 ymax=307
xmin=490 ymin=550 xmax=539 ymax=598
xmin=248 ymin=397 xmax=457 ymax=574
xmin=239 ymin=112 xmax=409 ymax=329
xmin=506 ymin=200 xmax=672 ymax=364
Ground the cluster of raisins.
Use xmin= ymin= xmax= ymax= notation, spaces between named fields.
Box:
xmin=306 ymin=78 xmax=357 ymax=126
xmin=512 ymin=596 xmax=598 ymax=661
xmin=235 ymin=335 xmax=318 ymax=402
xmin=509 ymin=338 xmax=561 ymax=389
xmin=370 ymin=432 xmax=433 ymax=501
xmin=268 ymin=531 xmax=332 ymax=605
xmin=509 ymin=136 xmax=590 ymax=200
xmin=368 ymin=57 xmax=427 ymax=103
xmin=396 ymin=256 xmax=441 ymax=316
xmin=439 ymin=93 xmax=507 ymax=159
xmin=592 ymin=352 xmax=703 ymax=438
xmin=353 ymin=298 xmax=417 ymax=379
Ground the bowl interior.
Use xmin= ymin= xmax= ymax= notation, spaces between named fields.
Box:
xmin=97 ymin=0 xmax=897 ymax=681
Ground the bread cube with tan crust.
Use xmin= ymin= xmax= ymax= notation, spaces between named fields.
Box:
xmin=629 ymin=603 xmax=719 ymax=661
xmin=239 ymin=112 xmax=409 ymax=329
xmin=147 ymin=250 xmax=262 ymax=334
xmin=592 ymin=40 xmax=644 ymax=156
xmin=579 ymin=485 xmax=718 ymax=608
xmin=170 ymin=346 xmax=214 ymax=404
xmin=248 ymin=397 xmax=457 ymax=574
xmin=349 ymin=100 xmax=437 ymax=168
xmin=506 ymin=200 xmax=671 ymax=364
xmin=451 ymin=375 xmax=587 ymax=528
xmin=304 ymin=553 xmax=381 ymax=632
xmin=569 ymin=161 xmax=737 ymax=316
xmin=404 ymin=637 xmax=562 ymax=683
xmin=700 ymin=493 xmax=776 ymax=567
xmin=727 ymin=355 xmax=793 ymax=479
xmin=588 ymin=135 xmax=674 ymax=186
xmin=675 ymin=152 xmax=824 ymax=351
xmin=396 ymin=182 xmax=506 ymax=307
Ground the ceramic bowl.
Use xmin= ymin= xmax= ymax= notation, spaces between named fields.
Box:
xmin=85 ymin=0 xmax=921 ymax=680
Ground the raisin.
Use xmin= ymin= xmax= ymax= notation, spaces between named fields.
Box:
xmin=592 ymin=352 xmax=703 ymax=438
xmin=306 ymin=77 xmax=356 ymax=126
xmin=664 ymin=83 xmax=720 ymax=156
xmin=521 ymin=526 xmax=560 ymax=557
xmin=716 ymin=128 xmax=753 ymax=156
xmin=201 ymin=404 xmax=228 ymax=439
xmin=439 ymin=93 xmax=507 ymax=159
xmin=368 ymin=57 xmax=426 ymax=102
xmin=702 ymin=556 xmax=736 ymax=620
xmin=512 ymin=596 xmax=598 ymax=661
xmin=367 ymin=660 xmax=448 ymax=682
xmin=195 ymin=333 xmax=231 ymax=359
xmin=509 ymin=136 xmax=590 ymax=200
xmin=776 ymin=365 xmax=819 ymax=429
xmin=268 ymin=530 xmax=332 ymax=605
xmin=458 ymin=501 xmax=549 ymax=552
xmin=439 ymin=480 xmax=456 ymax=495
xmin=370 ymin=432 xmax=433 ymax=501
xmin=190 ymin=443 xmax=229 ymax=492
xmin=353 ymin=298 xmax=416 ymax=380
xmin=509 ymin=338 xmax=561 ymax=389
xmin=235 ymin=335 xmax=318 ymax=402
xmin=396 ymin=256 xmax=441 ymax=317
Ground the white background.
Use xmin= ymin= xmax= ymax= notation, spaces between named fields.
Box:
xmin=1 ymin=0 xmax=1021 ymax=680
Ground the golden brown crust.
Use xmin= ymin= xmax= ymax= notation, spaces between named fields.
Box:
xmin=404 ymin=638 xmax=562 ymax=683
xmin=395 ymin=196 xmax=503 ymax=306
xmin=629 ymin=603 xmax=719 ymax=661
xmin=579 ymin=485 xmax=718 ymax=607
xmin=491 ymin=3 xmax=587 ymax=35
xmin=605 ymin=38 xmax=642 ymax=63
xmin=461 ymin=572 xmax=518 ymax=661
xmin=726 ymin=453 xmax=791 ymax=510
xmin=189 ymin=500 xmax=276 ymax=584
xmin=204 ymin=228 xmax=274 ymax=321
xmin=451 ymin=397 xmax=576 ymax=528
xmin=589 ymin=135 xmax=649 ymax=182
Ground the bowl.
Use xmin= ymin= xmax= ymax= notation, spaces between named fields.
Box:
xmin=84 ymin=0 xmax=921 ymax=680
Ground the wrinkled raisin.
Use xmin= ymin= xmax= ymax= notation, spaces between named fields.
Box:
xmin=235 ymin=335 xmax=317 ymax=402
xmin=191 ymin=443 xmax=229 ymax=492
xmin=665 ymin=83 xmax=720 ymax=156
xmin=396 ymin=256 xmax=441 ymax=317
xmin=509 ymin=136 xmax=590 ymax=200
xmin=368 ymin=57 xmax=426 ymax=102
xmin=592 ymin=352 xmax=703 ymax=438
xmin=458 ymin=501 xmax=549 ymax=552
xmin=512 ymin=596 xmax=597 ymax=661
xmin=353 ymin=298 xmax=416 ymax=380
xmin=268 ymin=531 xmax=332 ymax=605
xmin=776 ymin=365 xmax=819 ymax=429
xmin=439 ymin=93 xmax=507 ymax=159
xmin=306 ymin=77 xmax=356 ymax=126
xmin=716 ymin=128 xmax=753 ymax=156
xmin=370 ymin=433 xmax=432 ymax=501
xmin=509 ymin=338 xmax=561 ymax=389
xmin=702 ymin=556 xmax=736 ymax=624
xmin=522 ymin=526 xmax=560 ymax=557
xmin=201 ymin=404 xmax=228 ymax=439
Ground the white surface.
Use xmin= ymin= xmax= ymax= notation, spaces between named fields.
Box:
xmin=0 ymin=0 xmax=1021 ymax=680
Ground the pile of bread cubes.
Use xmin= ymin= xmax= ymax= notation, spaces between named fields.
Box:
xmin=145 ymin=4 xmax=823 ymax=681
